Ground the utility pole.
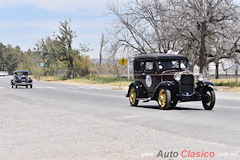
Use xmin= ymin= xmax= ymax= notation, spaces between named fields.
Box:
xmin=127 ymin=59 xmax=130 ymax=80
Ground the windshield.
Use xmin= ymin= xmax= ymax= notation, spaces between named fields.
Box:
xmin=158 ymin=60 xmax=188 ymax=70
xmin=15 ymin=72 xmax=28 ymax=76
xmin=14 ymin=72 xmax=28 ymax=78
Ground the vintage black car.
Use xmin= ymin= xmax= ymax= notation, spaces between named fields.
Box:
xmin=126 ymin=54 xmax=215 ymax=110
xmin=11 ymin=70 xmax=33 ymax=88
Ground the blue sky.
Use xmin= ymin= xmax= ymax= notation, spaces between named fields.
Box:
xmin=1 ymin=0 xmax=240 ymax=58
xmin=0 ymin=0 xmax=113 ymax=58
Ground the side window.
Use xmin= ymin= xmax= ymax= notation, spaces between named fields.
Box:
xmin=134 ymin=61 xmax=145 ymax=72
xmin=172 ymin=61 xmax=179 ymax=68
xmin=180 ymin=60 xmax=188 ymax=69
xmin=145 ymin=61 xmax=153 ymax=71
xmin=159 ymin=61 xmax=172 ymax=69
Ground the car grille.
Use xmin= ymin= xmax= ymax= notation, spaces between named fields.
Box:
xmin=180 ymin=75 xmax=194 ymax=94
xmin=21 ymin=77 xmax=27 ymax=82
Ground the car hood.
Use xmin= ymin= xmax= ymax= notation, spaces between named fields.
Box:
xmin=161 ymin=70 xmax=191 ymax=75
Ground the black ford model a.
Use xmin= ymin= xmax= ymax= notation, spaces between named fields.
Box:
xmin=11 ymin=70 xmax=33 ymax=88
xmin=126 ymin=54 xmax=216 ymax=110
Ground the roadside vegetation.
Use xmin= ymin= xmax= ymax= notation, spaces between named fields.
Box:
xmin=40 ymin=75 xmax=133 ymax=87
xmin=211 ymin=79 xmax=240 ymax=87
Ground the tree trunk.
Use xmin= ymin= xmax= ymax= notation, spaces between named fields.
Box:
xmin=99 ymin=33 xmax=104 ymax=67
xmin=199 ymin=21 xmax=207 ymax=76
xmin=188 ymin=62 xmax=195 ymax=73
xmin=236 ymin=64 xmax=238 ymax=84
xmin=68 ymin=58 xmax=74 ymax=79
xmin=215 ymin=62 xmax=219 ymax=79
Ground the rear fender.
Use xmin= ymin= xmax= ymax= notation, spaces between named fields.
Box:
xmin=126 ymin=81 xmax=148 ymax=98
xmin=10 ymin=79 xmax=14 ymax=85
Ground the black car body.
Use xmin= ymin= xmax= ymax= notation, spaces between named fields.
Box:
xmin=11 ymin=70 xmax=33 ymax=88
xmin=126 ymin=54 xmax=216 ymax=110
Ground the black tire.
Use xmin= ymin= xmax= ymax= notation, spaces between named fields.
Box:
xmin=26 ymin=85 xmax=28 ymax=88
xmin=170 ymin=100 xmax=178 ymax=108
xmin=15 ymin=85 xmax=18 ymax=88
xmin=30 ymin=85 xmax=33 ymax=88
xmin=129 ymin=87 xmax=139 ymax=106
xmin=157 ymin=89 xmax=171 ymax=110
xmin=11 ymin=85 xmax=13 ymax=88
xmin=202 ymin=87 xmax=215 ymax=110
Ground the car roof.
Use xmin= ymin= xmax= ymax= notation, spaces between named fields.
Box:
xmin=13 ymin=70 xmax=29 ymax=74
xmin=134 ymin=53 xmax=188 ymax=61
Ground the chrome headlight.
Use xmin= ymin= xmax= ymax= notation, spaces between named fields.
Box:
xmin=198 ymin=74 xmax=204 ymax=81
xmin=174 ymin=72 xmax=181 ymax=82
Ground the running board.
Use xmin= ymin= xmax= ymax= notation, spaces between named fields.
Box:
xmin=136 ymin=98 xmax=151 ymax=102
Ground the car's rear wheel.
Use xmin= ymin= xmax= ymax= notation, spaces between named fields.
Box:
xmin=129 ymin=87 xmax=139 ymax=106
xmin=30 ymin=85 xmax=33 ymax=88
xmin=26 ymin=85 xmax=28 ymax=88
xmin=202 ymin=87 xmax=215 ymax=110
xmin=157 ymin=89 xmax=171 ymax=110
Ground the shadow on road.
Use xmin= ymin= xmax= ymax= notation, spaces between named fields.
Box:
xmin=133 ymin=105 xmax=203 ymax=111
xmin=172 ymin=106 xmax=203 ymax=110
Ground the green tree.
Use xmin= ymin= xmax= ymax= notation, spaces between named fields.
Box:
xmin=2 ymin=44 xmax=22 ymax=74
xmin=18 ymin=49 xmax=44 ymax=80
xmin=0 ymin=43 xmax=6 ymax=70
xmin=36 ymin=19 xmax=91 ymax=78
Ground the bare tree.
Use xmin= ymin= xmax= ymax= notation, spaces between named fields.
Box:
xmin=99 ymin=33 xmax=105 ymax=67
xmin=106 ymin=0 xmax=179 ymax=56
xmin=106 ymin=0 xmax=240 ymax=76
xmin=169 ymin=0 xmax=240 ymax=75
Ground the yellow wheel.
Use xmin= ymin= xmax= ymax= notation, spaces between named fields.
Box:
xmin=157 ymin=89 xmax=171 ymax=110
xmin=129 ymin=87 xmax=139 ymax=106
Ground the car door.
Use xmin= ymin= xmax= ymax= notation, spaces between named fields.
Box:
xmin=134 ymin=59 xmax=146 ymax=85
xmin=143 ymin=60 xmax=156 ymax=95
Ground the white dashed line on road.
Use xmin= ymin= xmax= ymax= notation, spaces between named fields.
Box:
xmin=0 ymin=86 xmax=103 ymax=90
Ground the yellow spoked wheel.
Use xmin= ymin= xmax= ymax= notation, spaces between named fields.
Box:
xmin=129 ymin=87 xmax=139 ymax=106
xmin=157 ymin=89 xmax=171 ymax=110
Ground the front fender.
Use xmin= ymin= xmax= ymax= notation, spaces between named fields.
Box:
xmin=196 ymin=81 xmax=215 ymax=94
xmin=126 ymin=81 xmax=148 ymax=98
xmin=202 ymin=81 xmax=215 ymax=86
xmin=152 ymin=81 xmax=175 ymax=100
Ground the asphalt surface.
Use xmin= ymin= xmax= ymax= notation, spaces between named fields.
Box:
xmin=0 ymin=76 xmax=240 ymax=160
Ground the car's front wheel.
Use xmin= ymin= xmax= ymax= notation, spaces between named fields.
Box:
xmin=202 ymin=87 xmax=215 ymax=110
xmin=129 ymin=87 xmax=139 ymax=106
xmin=157 ymin=89 xmax=171 ymax=110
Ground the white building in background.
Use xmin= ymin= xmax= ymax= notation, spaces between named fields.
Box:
xmin=193 ymin=59 xmax=238 ymax=76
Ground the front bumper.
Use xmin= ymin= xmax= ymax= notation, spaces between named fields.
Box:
xmin=178 ymin=92 xmax=201 ymax=102
xmin=14 ymin=82 xmax=32 ymax=86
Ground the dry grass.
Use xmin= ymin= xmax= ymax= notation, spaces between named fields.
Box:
xmin=210 ymin=79 xmax=240 ymax=92
xmin=210 ymin=79 xmax=237 ymax=83
xmin=39 ymin=76 xmax=131 ymax=88
xmin=39 ymin=76 xmax=240 ymax=91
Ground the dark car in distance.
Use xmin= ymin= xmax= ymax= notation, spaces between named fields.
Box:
xmin=126 ymin=54 xmax=216 ymax=110
xmin=11 ymin=70 xmax=33 ymax=88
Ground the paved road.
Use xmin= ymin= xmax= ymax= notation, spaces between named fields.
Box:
xmin=0 ymin=76 xmax=240 ymax=160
